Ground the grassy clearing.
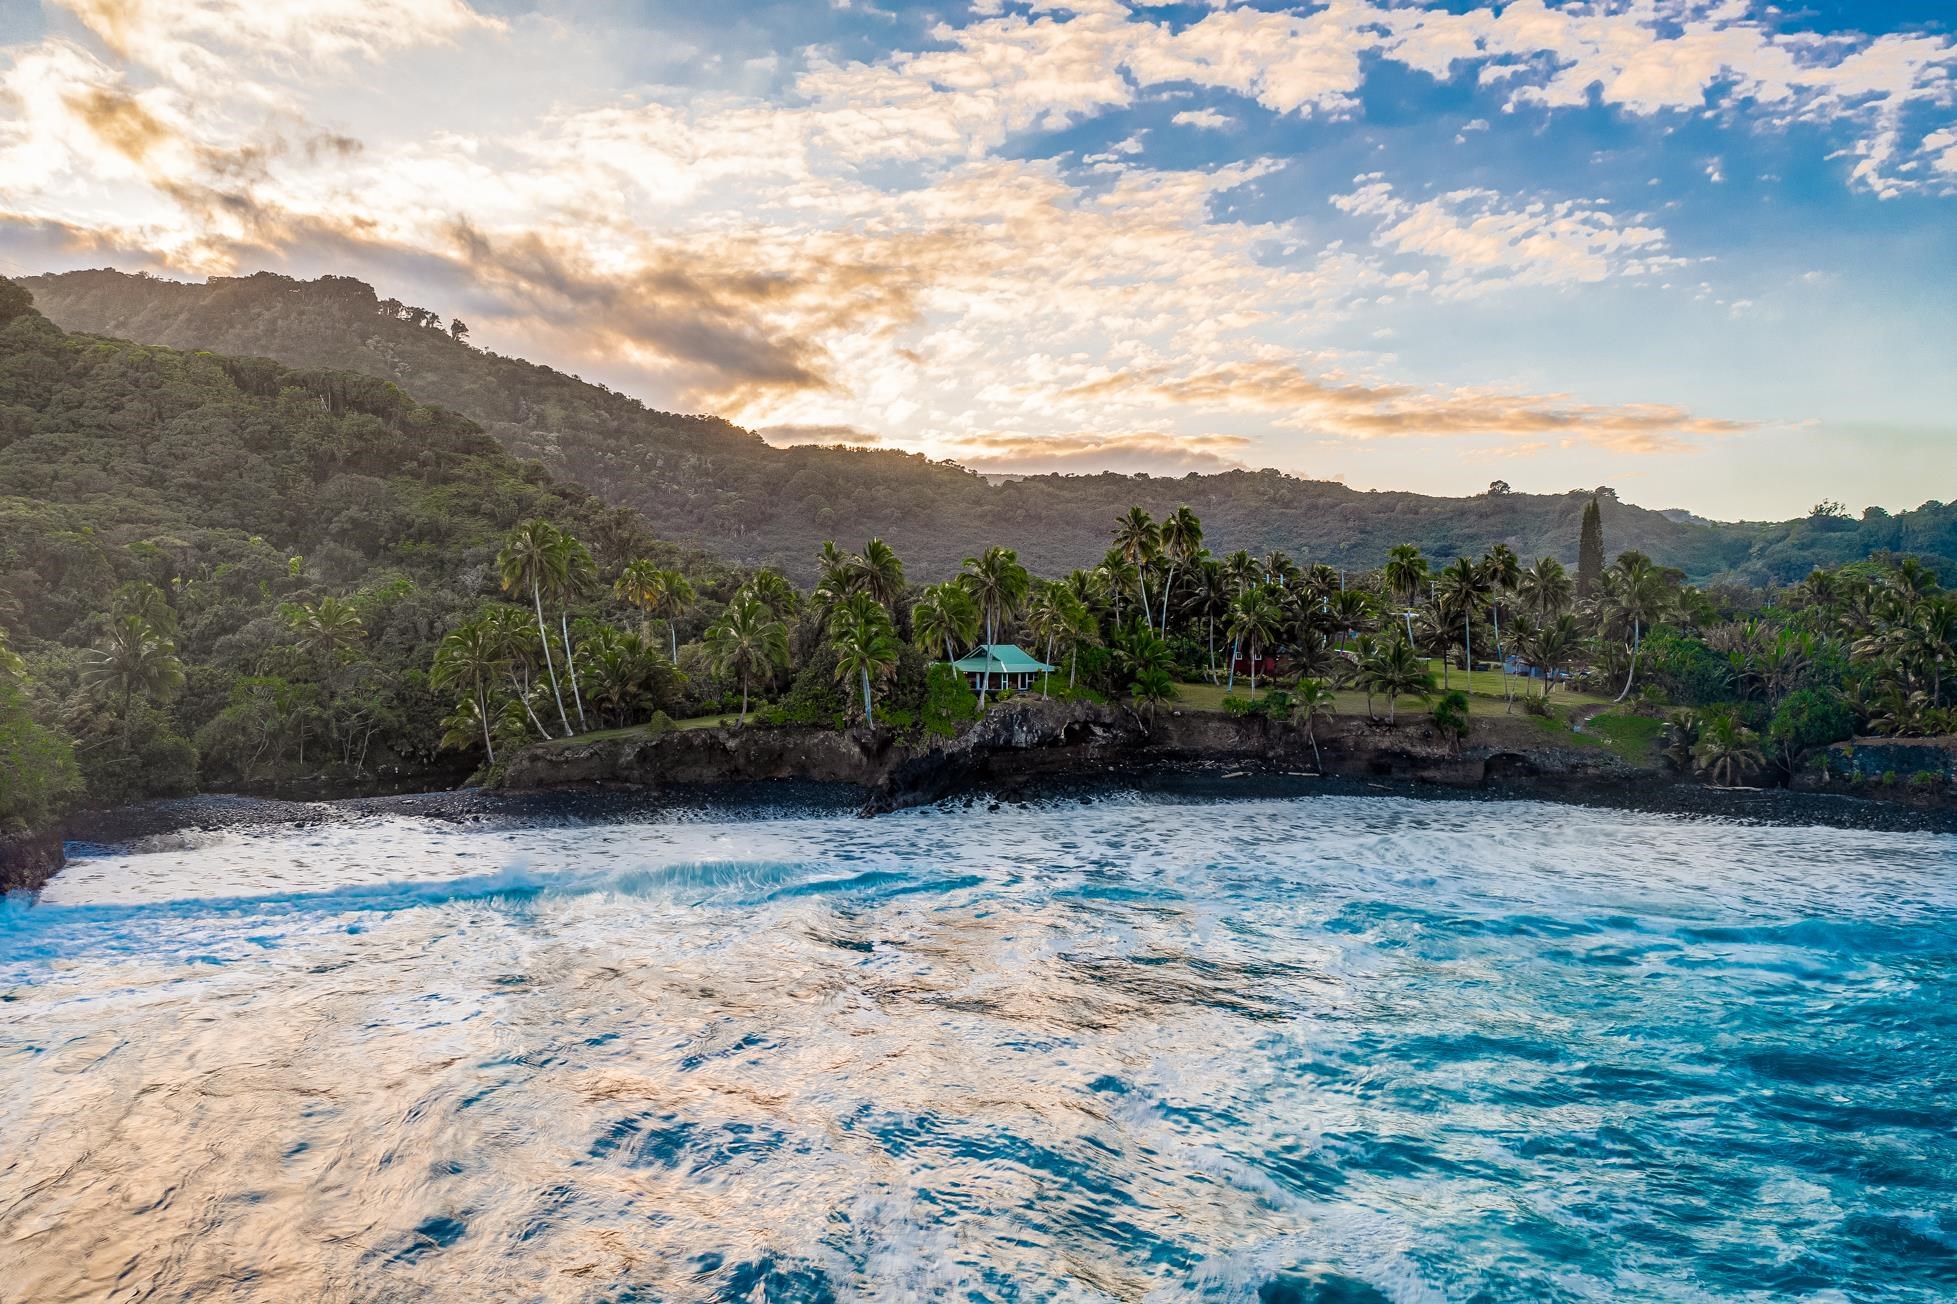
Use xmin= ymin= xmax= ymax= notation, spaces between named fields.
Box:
xmin=1171 ymin=660 xmax=1607 ymax=718
xmin=1584 ymin=712 xmax=1664 ymax=766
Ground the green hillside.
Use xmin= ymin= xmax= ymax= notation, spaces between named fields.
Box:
xmin=28 ymin=269 xmax=1950 ymax=586
xmin=0 ymin=278 xmax=718 ymax=816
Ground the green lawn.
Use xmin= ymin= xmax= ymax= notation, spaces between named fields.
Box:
xmin=1172 ymin=661 xmax=1609 ymax=717
xmin=1583 ymin=712 xmax=1664 ymax=766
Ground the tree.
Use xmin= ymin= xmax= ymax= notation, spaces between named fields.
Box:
xmin=705 ymin=595 xmax=789 ymax=723
xmin=1156 ymin=505 xmax=1204 ymax=637
xmin=1384 ymin=543 xmax=1428 ymax=611
xmin=1692 ymin=713 xmax=1764 ymax=787
xmin=1226 ymin=588 xmax=1283 ymax=694
xmin=84 ymin=613 xmax=185 ymax=740
xmin=1112 ymin=507 xmax=1160 ymax=629
xmin=616 ymin=562 xmax=696 ymax=662
xmin=1292 ymin=677 xmax=1336 ymax=772
xmin=1518 ymin=555 xmax=1574 ymax=624
xmin=959 ymin=546 xmax=1031 ymax=707
xmin=1482 ymin=544 xmax=1523 ymax=709
xmin=1578 ymin=495 xmax=1606 ymax=600
xmin=286 ymin=595 xmax=365 ymax=674
xmin=548 ymin=530 xmax=598 ymax=731
xmin=449 ymin=318 xmax=470 ymax=344
xmin=1357 ymin=634 xmax=1433 ymax=724
xmin=1487 ymin=480 xmax=1512 ymax=496
xmin=497 ymin=519 xmax=575 ymax=735
xmin=912 ymin=582 xmax=980 ymax=664
xmin=1129 ymin=665 xmax=1177 ymax=726
xmin=1434 ymin=556 xmax=1489 ymax=691
xmin=829 ymin=593 xmax=900 ymax=727
xmin=1431 ymin=690 xmax=1470 ymax=753
xmin=1523 ymin=614 xmax=1581 ymax=700
xmin=431 ymin=619 xmax=507 ymax=763
xmin=1602 ymin=553 xmax=1674 ymax=702
xmin=845 ymin=538 xmax=908 ymax=615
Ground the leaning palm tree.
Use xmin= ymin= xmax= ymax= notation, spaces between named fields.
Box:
xmin=1693 ymin=713 xmax=1765 ymax=787
xmin=431 ymin=618 xmax=508 ymax=763
xmin=85 ymin=613 xmax=185 ymax=740
xmin=548 ymin=530 xmax=597 ymax=731
xmin=1292 ymin=677 xmax=1337 ymax=772
xmin=1603 ymin=553 xmax=1673 ymax=702
xmin=704 ymin=594 xmax=789 ymax=724
xmin=481 ymin=604 xmax=557 ymax=739
xmin=830 ymin=592 xmax=901 ymax=727
xmin=1111 ymin=507 xmax=1160 ymax=629
xmin=912 ymin=582 xmax=981 ymax=665
xmin=1156 ymin=505 xmax=1204 ymax=637
xmin=960 ymin=546 xmax=1031 ymax=707
xmin=497 ymin=518 xmax=574 ymax=735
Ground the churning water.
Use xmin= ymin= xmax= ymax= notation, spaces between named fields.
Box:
xmin=1 ymin=794 xmax=1953 ymax=1301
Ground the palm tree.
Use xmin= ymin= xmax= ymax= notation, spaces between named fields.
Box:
xmin=1518 ymin=555 xmax=1574 ymax=624
xmin=651 ymin=568 xmax=697 ymax=663
xmin=480 ymin=603 xmax=557 ymax=739
xmin=614 ymin=560 xmax=663 ymax=638
xmin=960 ymin=546 xmax=1031 ymax=707
xmin=497 ymin=518 xmax=574 ymax=735
xmin=1435 ymin=556 xmax=1489 ymax=694
xmin=1129 ymin=666 xmax=1177 ymax=728
xmin=1221 ymin=549 xmax=1260 ymax=597
xmin=85 ymin=613 xmax=184 ymax=739
xmin=912 ymin=582 xmax=980 ymax=664
xmin=1328 ymin=588 xmax=1375 ymax=654
xmin=1226 ymin=588 xmax=1283 ymax=694
xmin=1061 ymin=590 xmax=1099 ymax=693
xmin=1189 ymin=557 xmax=1232 ymax=682
xmin=287 ymin=595 xmax=365 ymax=675
xmin=1603 ymin=553 xmax=1673 ymax=702
xmin=740 ymin=569 xmax=799 ymax=621
xmin=549 ymin=530 xmax=597 ymax=731
xmin=1692 ymin=713 xmax=1764 ymax=787
xmin=1111 ymin=507 xmax=1160 ymax=629
xmin=846 ymin=539 xmax=908 ymax=616
xmin=578 ymin=628 xmax=668 ymax=729
xmin=1525 ymin=614 xmax=1582 ymax=701
xmin=830 ymin=593 xmax=901 ymax=727
xmin=1027 ymin=582 xmax=1072 ymax=699
xmin=1357 ymin=634 xmax=1432 ymax=724
xmin=1481 ymin=544 xmax=1522 ymax=709
xmin=431 ymin=618 xmax=507 ymax=762
xmin=1383 ymin=544 xmax=1428 ymax=609
xmin=1293 ymin=677 xmax=1336 ymax=772
xmin=705 ymin=595 xmax=789 ymax=724
xmin=1156 ymin=505 xmax=1204 ymax=637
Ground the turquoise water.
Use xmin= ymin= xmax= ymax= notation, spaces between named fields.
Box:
xmin=1 ymin=795 xmax=1953 ymax=1300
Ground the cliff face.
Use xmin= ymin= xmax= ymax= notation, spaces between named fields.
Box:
xmin=496 ymin=702 xmax=1645 ymax=813
xmin=0 ymin=827 xmax=65 ymax=894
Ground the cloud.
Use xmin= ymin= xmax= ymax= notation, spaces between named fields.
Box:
xmin=944 ymin=430 xmax=1255 ymax=475
xmin=1060 ymin=359 xmax=1750 ymax=453
xmin=1171 ymin=107 xmax=1234 ymax=131
xmin=1332 ymin=174 xmax=1684 ymax=292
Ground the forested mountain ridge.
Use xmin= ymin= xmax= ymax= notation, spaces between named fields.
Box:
xmin=27 ymin=269 xmax=1953 ymax=586
xmin=0 ymin=278 xmax=713 ymax=817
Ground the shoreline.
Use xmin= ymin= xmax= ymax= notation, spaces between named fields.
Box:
xmin=45 ymin=747 xmax=1956 ymax=876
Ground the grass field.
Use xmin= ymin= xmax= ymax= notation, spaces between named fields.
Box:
xmin=1171 ymin=661 xmax=1611 ymax=718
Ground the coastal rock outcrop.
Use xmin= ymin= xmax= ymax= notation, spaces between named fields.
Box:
xmin=0 ymin=826 xmax=65 ymax=893
xmin=497 ymin=701 xmax=1649 ymax=814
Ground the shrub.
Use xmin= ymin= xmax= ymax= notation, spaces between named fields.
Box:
xmin=0 ymin=680 xmax=82 ymax=834
xmin=1908 ymin=771 xmax=1938 ymax=791
xmin=921 ymin=663 xmax=980 ymax=738
xmin=645 ymin=710 xmax=675 ymax=736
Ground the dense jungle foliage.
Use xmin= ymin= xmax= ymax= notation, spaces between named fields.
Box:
xmin=0 ymin=280 xmax=731 ymax=829
xmin=27 ymin=269 xmax=1956 ymax=587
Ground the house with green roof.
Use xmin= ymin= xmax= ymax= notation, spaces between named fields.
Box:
xmin=949 ymin=644 xmax=1056 ymax=693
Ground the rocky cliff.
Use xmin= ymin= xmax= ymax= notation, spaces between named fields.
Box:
xmin=0 ymin=826 xmax=65 ymax=894
xmin=496 ymin=702 xmax=1645 ymax=813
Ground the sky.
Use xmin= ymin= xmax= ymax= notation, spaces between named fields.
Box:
xmin=0 ymin=0 xmax=1953 ymax=522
